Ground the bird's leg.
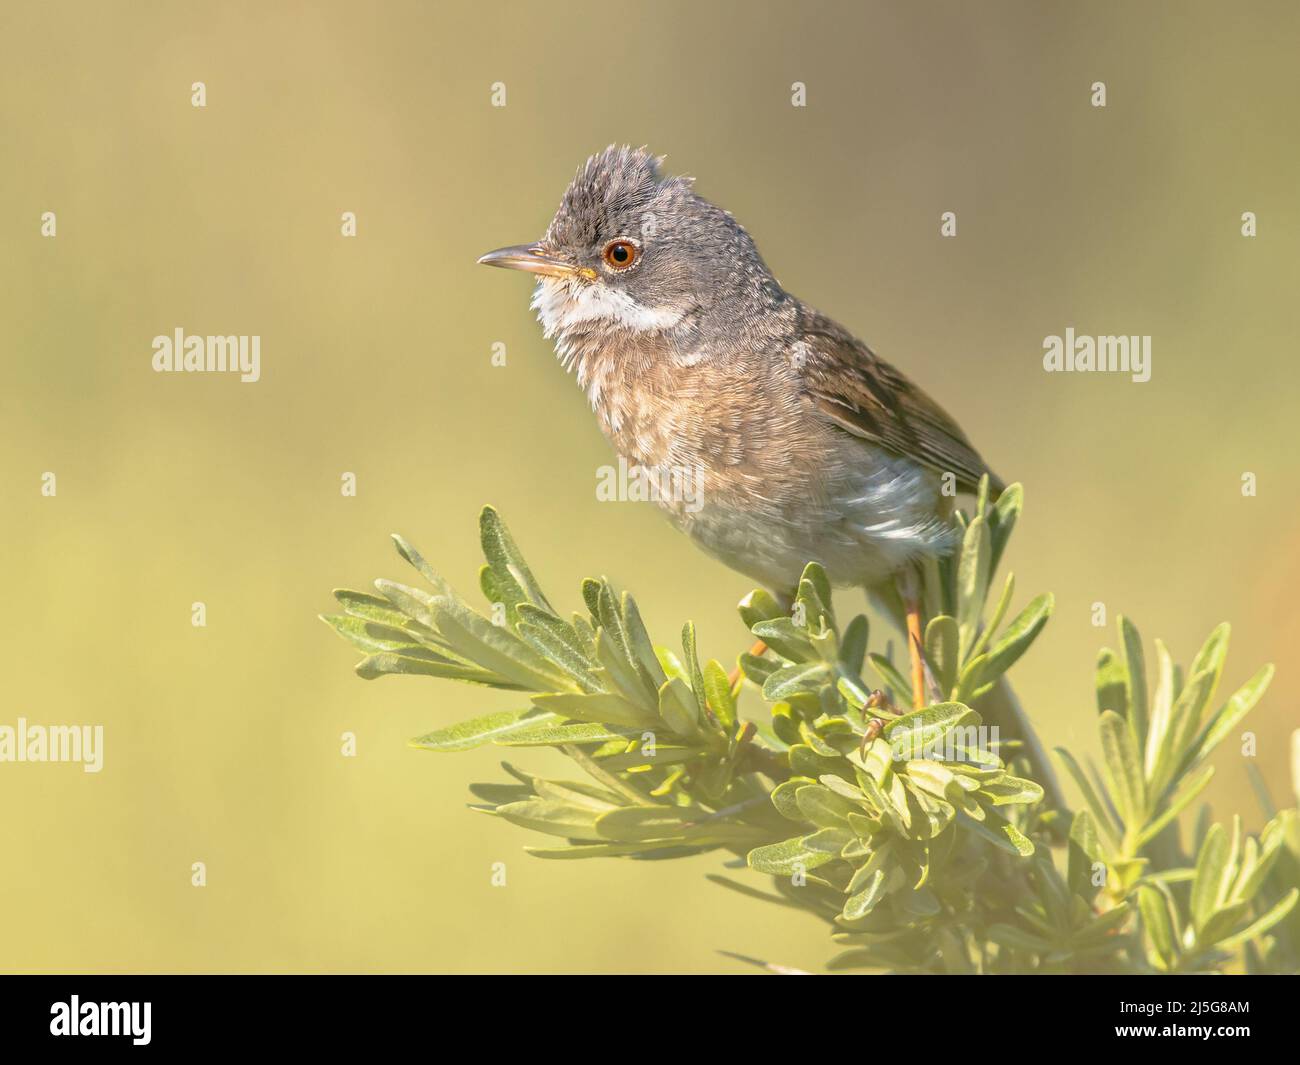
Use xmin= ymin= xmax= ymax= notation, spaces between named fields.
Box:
xmin=895 ymin=567 xmax=927 ymax=710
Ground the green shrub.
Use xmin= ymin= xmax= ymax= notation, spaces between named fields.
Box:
xmin=323 ymin=489 xmax=1298 ymax=974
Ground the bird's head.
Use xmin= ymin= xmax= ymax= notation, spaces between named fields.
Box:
xmin=478 ymin=145 xmax=778 ymax=350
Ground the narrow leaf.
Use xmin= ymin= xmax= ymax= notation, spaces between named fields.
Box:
xmin=410 ymin=709 xmax=561 ymax=751
xmin=1099 ymin=710 xmax=1146 ymax=829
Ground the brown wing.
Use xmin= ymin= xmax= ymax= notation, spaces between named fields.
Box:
xmin=797 ymin=312 xmax=1004 ymax=497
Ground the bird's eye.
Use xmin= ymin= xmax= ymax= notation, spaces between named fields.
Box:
xmin=601 ymin=239 xmax=640 ymax=271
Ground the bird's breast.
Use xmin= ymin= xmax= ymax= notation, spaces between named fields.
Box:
xmin=552 ymin=331 xmax=958 ymax=591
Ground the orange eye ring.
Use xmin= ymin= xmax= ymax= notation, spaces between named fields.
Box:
xmin=601 ymin=238 xmax=640 ymax=271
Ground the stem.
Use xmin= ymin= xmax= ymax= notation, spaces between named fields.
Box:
xmin=563 ymin=744 xmax=661 ymax=806
xmin=975 ymin=674 xmax=1069 ymax=833
xmin=738 ymin=742 xmax=792 ymax=782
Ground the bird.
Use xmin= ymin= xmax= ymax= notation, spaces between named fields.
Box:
xmin=478 ymin=145 xmax=1003 ymax=713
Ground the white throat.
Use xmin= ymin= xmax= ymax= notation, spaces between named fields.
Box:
xmin=531 ymin=279 xmax=684 ymax=345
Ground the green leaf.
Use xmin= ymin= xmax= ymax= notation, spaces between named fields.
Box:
xmin=1068 ymin=810 xmax=1104 ymax=901
xmin=594 ymin=581 xmax=634 ymax=665
xmin=738 ymin=652 xmax=778 ymax=687
xmin=702 ymin=660 xmax=737 ymax=733
xmin=795 ymin=784 xmax=866 ymax=828
xmin=855 ymin=772 xmax=904 ymax=833
xmin=987 ymin=483 xmax=1022 ymax=577
xmin=321 ymin=613 xmax=439 ymax=655
xmin=968 ymin=573 xmax=1015 ymax=665
xmin=978 ymin=774 xmax=1044 ymax=807
xmin=924 ymin=615 xmax=960 ymax=698
xmin=333 ymin=588 xmax=425 ymax=632
xmin=390 ymin=534 xmax=454 ymax=593
xmin=1185 ymin=664 xmax=1274 ymax=773
xmin=410 ymin=709 xmax=562 ymax=751
xmin=621 ymin=593 xmax=669 ymax=690
xmin=1198 ymin=900 xmax=1253 ymax=948
xmin=987 ymin=924 xmax=1052 ymax=955
xmin=528 ymin=774 xmax=624 ymax=810
xmin=956 ymin=515 xmax=991 ymax=661
xmin=1214 ymin=888 xmax=1300 ymax=952
xmin=594 ymin=628 xmax=654 ymax=705
xmin=771 ymin=778 xmax=815 ymax=821
xmin=531 ymin=691 xmax=657 ymax=729
xmin=1137 ymin=884 xmax=1179 ymax=970
xmin=751 ymin=617 xmax=816 ymax=662
xmin=803 ymin=826 xmax=855 ymax=853
xmin=791 ymin=744 xmax=847 ymax=780
xmin=373 ymin=579 xmax=443 ymax=631
xmin=468 ymin=782 xmax=531 ymax=806
xmin=432 ymin=596 xmax=574 ymax=692
xmin=492 ymin=799 xmax=604 ymax=841
xmin=1187 ymin=622 xmax=1231 ymax=710
xmin=763 ymin=661 xmax=833 ymax=701
xmin=525 ymin=841 xmax=706 ymax=859
xmin=1190 ymin=823 xmax=1229 ymax=934
xmin=982 ymin=594 xmax=1053 ymax=681
xmin=657 ymin=676 xmax=703 ymax=738
xmin=681 ymin=622 xmax=710 ymax=724
xmin=1136 ymin=765 xmax=1214 ymax=848
xmin=839 ymin=615 xmax=869 ymax=675
xmin=479 ymin=564 xmax=523 ymax=629
xmin=1099 ymin=710 xmax=1146 ymax=829
xmin=1149 ymin=665 xmax=1218 ymax=799
xmin=959 ymin=809 xmax=1035 ymax=856
xmin=595 ymin=806 xmax=697 ymax=842
xmin=1095 ymin=647 xmax=1128 ymax=717
xmin=1144 ymin=639 xmax=1175 ymax=778
xmin=952 ymin=653 xmax=990 ymax=705
xmin=797 ymin=562 xmax=836 ymax=632
xmin=1118 ymin=616 xmax=1148 ymax=743
xmin=497 ymin=721 xmax=637 ymax=747
xmin=747 ymin=836 xmax=836 ymax=875
xmin=581 ymin=577 xmax=602 ymax=620
xmin=1055 ymin=746 xmax=1122 ymax=850
xmin=1228 ymin=830 xmax=1281 ymax=904
xmin=903 ymin=760 xmax=967 ymax=801
xmin=355 ymin=652 xmax=520 ymax=687
xmin=516 ymin=618 xmax=601 ymax=691
xmin=479 ymin=506 xmax=552 ymax=611
xmin=842 ymin=869 xmax=890 ymax=921
xmin=884 ymin=702 xmax=979 ymax=760
xmin=738 ymin=589 xmax=786 ymax=630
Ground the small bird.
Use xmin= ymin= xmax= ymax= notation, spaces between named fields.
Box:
xmin=479 ymin=146 xmax=1003 ymax=710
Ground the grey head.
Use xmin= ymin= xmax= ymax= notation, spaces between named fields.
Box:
xmin=478 ymin=146 xmax=786 ymax=357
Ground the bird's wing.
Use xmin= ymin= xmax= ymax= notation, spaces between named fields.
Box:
xmin=796 ymin=314 xmax=1004 ymax=497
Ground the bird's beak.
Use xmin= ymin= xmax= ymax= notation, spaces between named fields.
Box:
xmin=477 ymin=243 xmax=596 ymax=281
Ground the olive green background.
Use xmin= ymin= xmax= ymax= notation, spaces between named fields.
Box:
xmin=1 ymin=0 xmax=1297 ymax=973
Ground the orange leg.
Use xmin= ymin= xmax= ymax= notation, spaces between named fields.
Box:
xmin=728 ymin=639 xmax=769 ymax=689
xmin=894 ymin=567 xmax=926 ymax=710
xmin=903 ymin=598 xmax=926 ymax=710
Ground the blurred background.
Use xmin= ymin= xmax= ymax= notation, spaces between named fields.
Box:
xmin=1 ymin=0 xmax=1297 ymax=973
